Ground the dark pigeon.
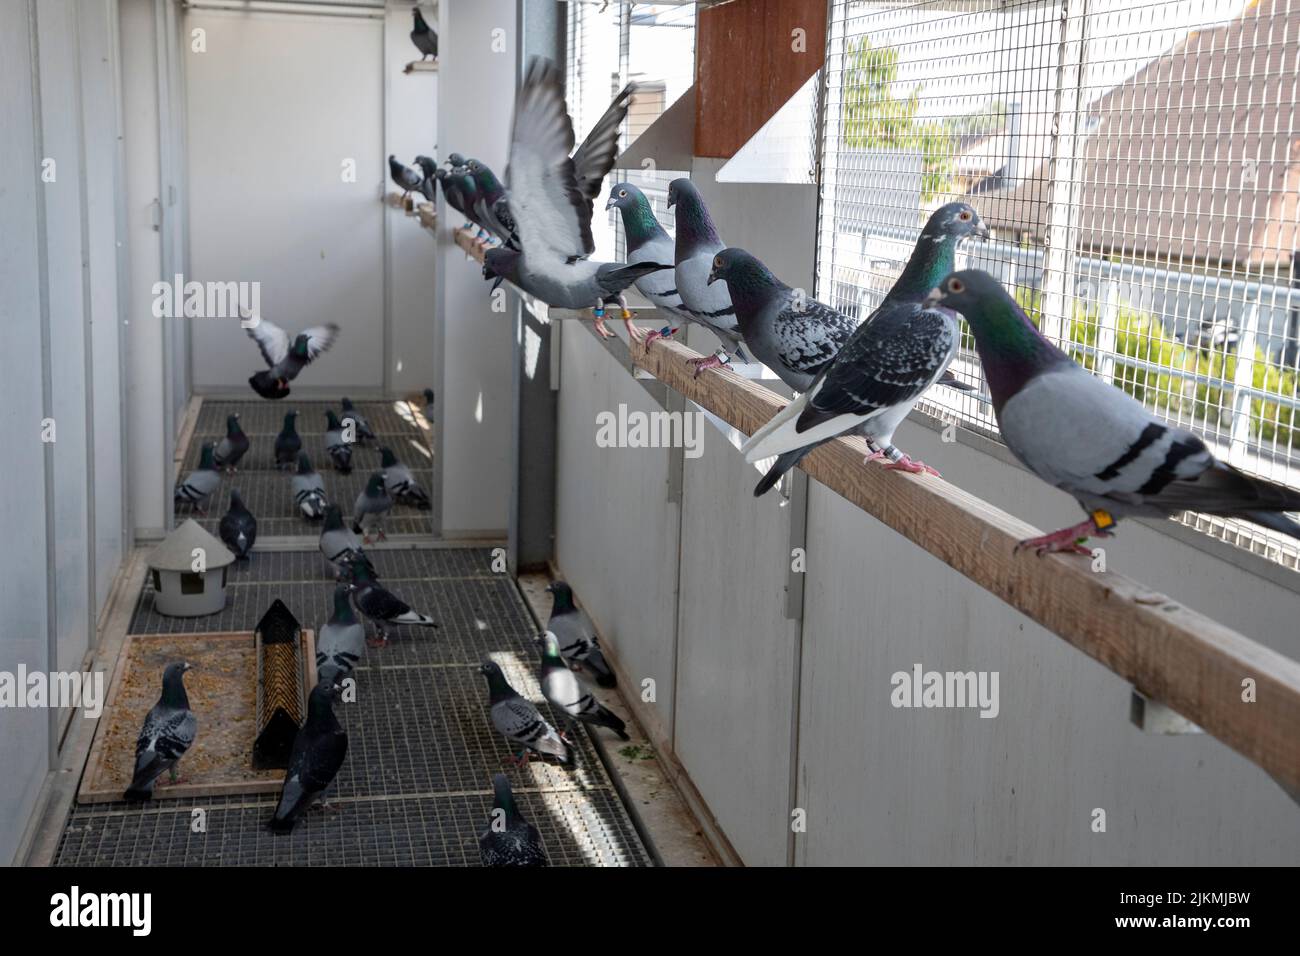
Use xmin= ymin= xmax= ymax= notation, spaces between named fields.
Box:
xmin=218 ymin=489 xmax=257 ymax=561
xmin=124 ymin=662 xmax=197 ymax=801
xmin=479 ymin=773 xmax=548 ymax=867
xmin=268 ymin=680 xmax=348 ymax=833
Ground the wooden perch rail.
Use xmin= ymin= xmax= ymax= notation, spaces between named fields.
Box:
xmin=449 ymin=227 xmax=1300 ymax=796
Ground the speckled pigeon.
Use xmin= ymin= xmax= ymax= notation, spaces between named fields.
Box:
xmin=218 ymin=489 xmax=257 ymax=561
xmin=479 ymin=773 xmax=548 ymax=867
xmin=174 ymin=443 xmax=221 ymax=514
xmin=536 ymin=632 xmax=628 ymax=740
xmin=741 ymin=202 xmax=990 ymax=494
xmin=124 ymin=662 xmax=197 ymax=801
xmin=478 ymin=660 xmax=572 ymax=766
xmin=212 ymin=414 xmax=249 ymax=473
xmin=927 ymin=269 xmax=1300 ymax=554
xmin=347 ymin=560 xmax=437 ymax=647
xmin=244 ymin=314 xmax=338 ymax=400
xmin=316 ymin=583 xmax=365 ymax=686
xmin=269 ymin=680 xmax=348 ymax=833
xmin=544 ymin=581 xmax=615 ymax=688
xmin=292 ymin=453 xmax=328 ymax=520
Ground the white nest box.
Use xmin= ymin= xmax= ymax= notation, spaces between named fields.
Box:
xmin=146 ymin=519 xmax=236 ymax=617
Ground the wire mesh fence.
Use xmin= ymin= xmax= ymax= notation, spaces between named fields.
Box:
xmin=817 ymin=0 xmax=1300 ymax=566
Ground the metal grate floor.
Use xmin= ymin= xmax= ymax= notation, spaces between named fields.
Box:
xmin=179 ymin=400 xmax=436 ymax=537
xmin=58 ymin=545 xmax=652 ymax=867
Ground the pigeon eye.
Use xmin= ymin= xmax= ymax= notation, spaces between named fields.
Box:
xmin=713 ymin=257 xmax=722 ymax=269
xmin=959 ymin=211 xmax=972 ymax=221
xmin=618 ymin=189 xmax=627 ymax=198
xmin=948 ymin=278 xmax=964 ymax=293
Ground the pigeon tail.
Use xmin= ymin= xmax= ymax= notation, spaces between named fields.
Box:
xmin=1236 ymin=509 xmax=1300 ymax=541
xmin=754 ymin=448 xmax=811 ymax=497
xmin=122 ymin=786 xmax=153 ymax=802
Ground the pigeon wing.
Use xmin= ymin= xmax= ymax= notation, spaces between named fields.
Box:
xmin=772 ymin=298 xmax=859 ymax=377
xmin=246 ymin=316 xmax=290 ymax=367
xmin=300 ymin=324 xmax=340 ymax=362
xmin=571 ymin=82 xmax=637 ymax=202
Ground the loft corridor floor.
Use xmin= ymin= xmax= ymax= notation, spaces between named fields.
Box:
xmin=54 ymin=401 xmax=652 ymax=867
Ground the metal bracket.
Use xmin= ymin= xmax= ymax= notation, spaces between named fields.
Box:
xmin=1129 ymin=691 xmax=1203 ymax=735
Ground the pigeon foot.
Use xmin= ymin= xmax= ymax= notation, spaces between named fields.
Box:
xmin=366 ymin=633 xmax=390 ymax=648
xmin=882 ymin=454 xmax=941 ymax=478
xmin=687 ymin=353 xmax=727 ymax=378
xmin=642 ymin=326 xmax=677 ymax=348
xmin=1015 ymin=515 xmax=1113 ymax=557
xmin=592 ymin=309 xmax=616 ymax=338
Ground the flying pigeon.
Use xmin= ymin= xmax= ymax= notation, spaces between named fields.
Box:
xmin=352 ymin=472 xmax=393 ymax=542
xmin=545 ymin=581 xmax=615 ymax=688
xmin=422 ymin=387 xmax=436 ymax=425
xmin=389 ymin=154 xmax=423 ymax=200
xmin=478 ymin=660 xmax=572 ymax=766
xmin=268 ymin=680 xmax=348 ymax=833
xmin=273 ymin=410 xmax=301 ymax=469
xmin=410 ymin=6 xmax=437 ymax=61
xmin=244 ymin=314 xmax=339 ymax=400
xmin=479 ymin=773 xmax=548 ymax=867
xmin=174 ymin=443 xmax=221 ymax=514
xmin=324 ymin=410 xmax=353 ymax=474
xmin=481 ymin=57 xmax=668 ymax=341
xmin=740 ymin=202 xmax=990 ymax=494
xmin=292 ymin=453 xmax=329 ymax=520
xmin=379 ymin=447 xmax=430 ymax=510
xmin=347 ymin=560 xmax=437 ymax=647
xmin=606 ymin=182 xmax=692 ymax=338
xmin=535 ymin=632 xmax=628 ymax=740
xmin=667 ymin=178 xmax=748 ymax=371
xmin=339 ymin=397 xmax=375 ymax=444
xmin=212 ymin=414 xmax=249 ymax=473
xmin=316 ymin=583 xmax=366 ymax=686
xmin=123 ymin=662 xmax=197 ymax=801
xmin=926 ymin=269 xmax=1300 ymax=553
xmin=218 ymin=489 xmax=257 ymax=561
xmin=319 ymin=504 xmax=374 ymax=580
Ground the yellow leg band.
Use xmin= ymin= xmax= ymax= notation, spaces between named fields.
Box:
xmin=1091 ymin=509 xmax=1115 ymax=531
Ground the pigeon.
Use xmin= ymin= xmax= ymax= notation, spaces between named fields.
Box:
xmin=926 ymin=269 xmax=1300 ymax=553
xmin=347 ymin=560 xmax=438 ymax=647
xmin=379 ymin=447 xmax=431 ymax=510
xmin=174 ymin=443 xmax=221 ymax=514
xmin=268 ymin=680 xmax=348 ymax=833
xmin=421 ymin=387 xmax=436 ymax=425
xmin=438 ymin=165 xmax=482 ymax=233
xmin=478 ymin=660 xmax=572 ymax=766
xmin=389 ymin=154 xmax=423 ymax=200
xmin=292 ymin=453 xmax=329 ymax=520
xmin=479 ymin=773 xmax=548 ymax=867
xmin=535 ymin=632 xmax=628 ymax=740
xmin=217 ymin=489 xmax=257 ymax=561
xmin=352 ymin=472 xmax=393 ymax=542
xmin=481 ymin=57 xmax=669 ymax=341
xmin=465 ymin=158 xmax=517 ymax=246
xmin=410 ymin=6 xmax=437 ymax=61
xmin=667 ymin=177 xmax=749 ymax=371
xmin=316 ymin=583 xmax=366 ymax=687
xmin=244 ymin=314 xmax=339 ymax=400
xmin=123 ymin=662 xmax=197 ymax=801
xmin=212 ymin=414 xmax=250 ymax=473
xmin=339 ymin=397 xmax=375 ymax=445
xmin=740 ymin=202 xmax=990 ymax=494
xmin=324 ymin=410 xmax=353 ymax=474
xmin=606 ymin=181 xmax=692 ymax=339
xmin=273 ymin=410 xmax=301 ymax=469
xmin=414 ymin=156 xmax=438 ymax=202
xmin=319 ymin=504 xmax=374 ymax=579
xmin=544 ymin=581 xmax=615 ymax=688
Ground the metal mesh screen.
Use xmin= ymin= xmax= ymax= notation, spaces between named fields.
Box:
xmin=818 ymin=0 xmax=1300 ymax=567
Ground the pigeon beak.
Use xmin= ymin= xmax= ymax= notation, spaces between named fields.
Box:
xmin=974 ymin=220 xmax=991 ymax=240
xmin=544 ymin=583 xmax=555 ymax=594
xmin=923 ymin=287 xmax=945 ymax=309
xmin=706 ymin=268 xmax=719 ymax=286
xmin=490 ymin=276 xmax=504 ymax=293
xmin=666 ymin=193 xmax=676 ymax=209
xmin=604 ymin=196 xmax=617 ymax=211
xmin=182 ymin=662 xmax=194 ymax=672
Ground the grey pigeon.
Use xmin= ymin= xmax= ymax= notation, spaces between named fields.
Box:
xmin=244 ymin=314 xmax=339 ymax=399
xmin=174 ymin=443 xmax=221 ymax=514
xmin=389 ymin=154 xmax=423 ymax=199
xmin=415 ymin=156 xmax=438 ymax=202
xmin=217 ymin=489 xmax=257 ymax=561
xmin=410 ymin=6 xmax=437 ymax=60
xmin=479 ymin=773 xmax=548 ymax=867
xmin=268 ymin=680 xmax=348 ymax=833
xmin=607 ymin=182 xmax=693 ymax=339
xmin=292 ymin=453 xmax=328 ymax=520
xmin=319 ymin=504 xmax=373 ymax=579
xmin=422 ymin=387 xmax=436 ymax=424
xmin=481 ymin=57 xmax=669 ymax=341
xmin=545 ymin=581 xmax=615 ymax=688
xmin=379 ymin=447 xmax=430 ymax=510
xmin=124 ymin=662 xmax=197 ymax=801
xmin=352 ymin=472 xmax=393 ymax=542
xmin=212 ymin=414 xmax=249 ymax=473
xmin=273 ymin=411 xmax=301 ymax=469
xmin=927 ymin=269 xmax=1300 ymax=553
xmin=347 ymin=560 xmax=437 ymax=647
xmin=339 ymin=397 xmax=375 ymax=444
xmin=478 ymin=660 xmax=572 ymax=765
xmin=536 ymin=632 xmax=628 ymax=740
xmin=667 ymin=177 xmax=748 ymax=370
xmin=741 ymin=203 xmax=990 ymax=492
xmin=465 ymin=158 xmax=517 ymax=246
xmin=324 ymin=410 xmax=353 ymax=474
xmin=316 ymin=583 xmax=366 ymax=686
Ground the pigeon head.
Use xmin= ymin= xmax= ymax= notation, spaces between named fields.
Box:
xmin=707 ymin=247 xmax=776 ymax=290
xmin=423 ymin=388 xmax=435 ymax=404
xmin=308 ymin=678 xmax=342 ymax=716
xmin=379 ymin=447 xmax=398 ymax=468
xmin=161 ymin=662 xmax=193 ymax=707
xmin=325 ymin=409 xmax=343 ymax=430
xmin=605 ymin=182 xmax=645 ymax=212
xmin=341 ymin=396 xmax=356 ymax=411
xmin=297 ymin=453 xmax=314 ymax=474
xmin=667 ymin=178 xmax=720 ymax=252
xmin=490 ymin=773 xmax=521 ymax=820
xmin=545 ymin=580 xmax=575 ymax=612
xmin=365 ymin=472 xmax=386 ymax=495
xmin=447 ymin=152 xmax=466 ymax=168
xmin=534 ymin=631 xmax=563 ymax=660
xmin=290 ymin=334 xmax=313 ymax=359
xmin=414 ymin=155 xmax=437 ymax=178
xmin=922 ymin=202 xmax=990 ymax=244
xmin=413 ymin=7 xmax=429 ymax=30
xmin=229 ymin=489 xmax=247 ymax=511
xmin=199 ymin=443 xmax=217 ymax=470
xmin=606 ymin=182 xmax=664 ymax=251
xmin=282 ymin=411 xmax=298 ymax=431
xmin=226 ymin=414 xmax=243 ymax=435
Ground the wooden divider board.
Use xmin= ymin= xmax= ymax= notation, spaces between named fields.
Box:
xmin=79 ymin=630 xmax=317 ymax=804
